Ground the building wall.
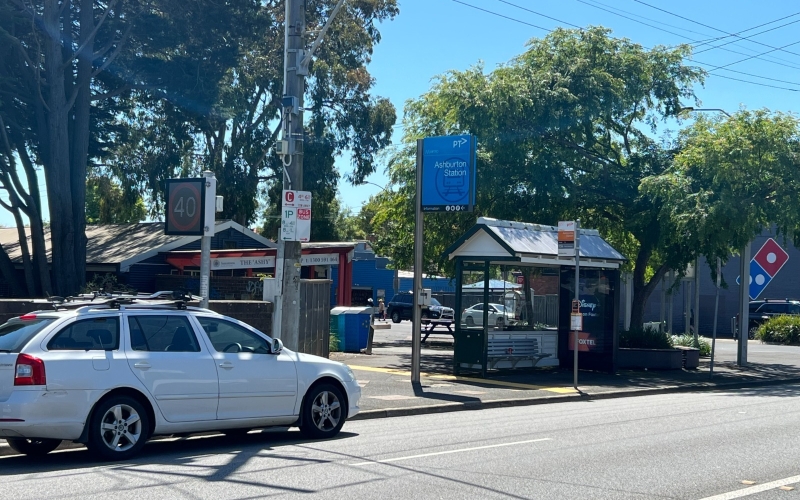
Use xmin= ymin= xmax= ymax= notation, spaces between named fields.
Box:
xmin=643 ymin=231 xmax=800 ymax=337
xmin=155 ymin=274 xmax=264 ymax=300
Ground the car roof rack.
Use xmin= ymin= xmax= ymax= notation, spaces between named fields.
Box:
xmin=48 ymin=291 xmax=201 ymax=312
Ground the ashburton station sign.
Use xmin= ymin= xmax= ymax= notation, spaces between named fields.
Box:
xmin=421 ymin=135 xmax=476 ymax=212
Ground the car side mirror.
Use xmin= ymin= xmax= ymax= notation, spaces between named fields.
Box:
xmin=271 ymin=338 xmax=283 ymax=355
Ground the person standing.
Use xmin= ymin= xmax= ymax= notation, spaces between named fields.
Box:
xmin=378 ymin=298 xmax=386 ymax=321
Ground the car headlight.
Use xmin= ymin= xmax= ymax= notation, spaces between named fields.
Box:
xmin=344 ymin=366 xmax=356 ymax=382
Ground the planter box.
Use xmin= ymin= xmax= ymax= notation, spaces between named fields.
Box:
xmin=674 ymin=346 xmax=700 ymax=369
xmin=617 ymin=348 xmax=683 ymax=370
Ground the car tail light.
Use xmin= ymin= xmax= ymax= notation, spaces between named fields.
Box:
xmin=15 ymin=354 xmax=46 ymax=386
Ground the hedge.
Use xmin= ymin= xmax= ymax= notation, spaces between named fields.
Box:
xmin=755 ymin=315 xmax=800 ymax=344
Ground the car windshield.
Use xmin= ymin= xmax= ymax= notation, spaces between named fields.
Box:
xmin=0 ymin=318 xmax=56 ymax=353
xmin=431 ymin=298 xmax=442 ymax=306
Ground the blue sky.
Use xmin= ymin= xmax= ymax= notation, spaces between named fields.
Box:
xmin=4 ymin=0 xmax=800 ymax=227
xmin=340 ymin=0 xmax=800 ymax=210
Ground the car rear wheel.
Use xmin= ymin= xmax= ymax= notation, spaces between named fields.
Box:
xmin=300 ymin=383 xmax=346 ymax=439
xmin=5 ymin=437 xmax=61 ymax=457
xmin=391 ymin=311 xmax=401 ymax=323
xmin=496 ymin=317 xmax=504 ymax=328
xmin=466 ymin=316 xmax=475 ymax=327
xmin=87 ymin=396 xmax=150 ymax=461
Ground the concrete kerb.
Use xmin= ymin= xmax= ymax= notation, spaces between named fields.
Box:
xmin=4 ymin=375 xmax=800 ymax=458
xmin=349 ymin=375 xmax=800 ymax=421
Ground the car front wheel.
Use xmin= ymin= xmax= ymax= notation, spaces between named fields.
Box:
xmin=87 ymin=396 xmax=150 ymax=461
xmin=300 ymin=383 xmax=346 ymax=439
xmin=5 ymin=437 xmax=61 ymax=457
xmin=391 ymin=311 xmax=401 ymax=323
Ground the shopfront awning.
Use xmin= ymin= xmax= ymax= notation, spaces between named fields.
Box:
xmin=444 ymin=217 xmax=626 ymax=269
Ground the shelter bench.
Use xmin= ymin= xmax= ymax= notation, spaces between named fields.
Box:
xmin=486 ymin=333 xmax=551 ymax=369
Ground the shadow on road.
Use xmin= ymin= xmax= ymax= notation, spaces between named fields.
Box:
xmin=0 ymin=429 xmax=360 ymax=479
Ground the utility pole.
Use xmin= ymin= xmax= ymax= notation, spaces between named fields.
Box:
xmin=276 ymin=0 xmax=306 ymax=350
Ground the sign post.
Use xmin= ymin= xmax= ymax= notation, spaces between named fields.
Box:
xmin=166 ymin=173 xmax=216 ymax=307
xmin=563 ymin=219 xmax=581 ymax=389
xmin=413 ymin=135 xmax=476 ymax=383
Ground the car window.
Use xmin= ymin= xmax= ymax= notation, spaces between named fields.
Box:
xmin=792 ymin=305 xmax=800 ymax=314
xmin=488 ymin=306 xmax=497 ymax=312
xmin=431 ymin=298 xmax=442 ymax=306
xmin=0 ymin=318 xmax=56 ymax=353
xmin=48 ymin=317 xmax=119 ymax=351
xmin=473 ymin=304 xmax=483 ymax=311
xmin=197 ymin=317 xmax=270 ymax=354
xmin=402 ymin=295 xmax=412 ymax=304
xmin=759 ymin=304 xmax=789 ymax=314
xmin=128 ymin=315 xmax=200 ymax=352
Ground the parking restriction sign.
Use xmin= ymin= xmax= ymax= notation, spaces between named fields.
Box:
xmin=281 ymin=190 xmax=312 ymax=242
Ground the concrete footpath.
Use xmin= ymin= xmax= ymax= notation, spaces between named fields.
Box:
xmin=4 ymin=324 xmax=800 ymax=457
xmin=336 ymin=325 xmax=800 ymax=420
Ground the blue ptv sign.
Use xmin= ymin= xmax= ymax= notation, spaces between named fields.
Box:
xmin=421 ymin=135 xmax=476 ymax=212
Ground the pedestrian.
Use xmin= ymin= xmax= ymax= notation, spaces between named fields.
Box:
xmin=378 ymin=298 xmax=386 ymax=321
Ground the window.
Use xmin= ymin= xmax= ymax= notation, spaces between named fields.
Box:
xmin=758 ymin=304 xmax=789 ymax=314
xmin=0 ymin=318 xmax=56 ymax=353
xmin=197 ymin=318 xmax=270 ymax=354
xmin=431 ymin=298 xmax=442 ymax=306
xmin=472 ymin=304 xmax=483 ymax=311
xmin=128 ymin=316 xmax=200 ymax=352
xmin=48 ymin=317 xmax=119 ymax=351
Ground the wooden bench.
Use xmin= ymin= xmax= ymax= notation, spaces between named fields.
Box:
xmin=487 ymin=334 xmax=551 ymax=369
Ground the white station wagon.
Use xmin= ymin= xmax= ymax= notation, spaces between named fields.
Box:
xmin=0 ymin=297 xmax=360 ymax=460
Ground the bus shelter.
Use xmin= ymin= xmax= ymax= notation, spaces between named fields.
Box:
xmin=444 ymin=218 xmax=626 ymax=376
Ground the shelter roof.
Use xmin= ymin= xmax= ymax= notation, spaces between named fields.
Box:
xmin=444 ymin=217 xmax=625 ymax=269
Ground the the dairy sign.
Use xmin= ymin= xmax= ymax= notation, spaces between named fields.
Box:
xmin=420 ymin=135 xmax=476 ymax=212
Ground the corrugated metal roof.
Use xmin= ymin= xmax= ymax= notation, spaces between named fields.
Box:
xmin=0 ymin=220 xmax=276 ymax=266
xmin=445 ymin=217 xmax=626 ymax=264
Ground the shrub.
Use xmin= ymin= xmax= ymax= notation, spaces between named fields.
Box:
xmin=671 ymin=334 xmax=711 ymax=357
xmin=756 ymin=315 xmax=800 ymax=344
xmin=620 ymin=327 xmax=673 ymax=349
xmin=329 ymin=334 xmax=341 ymax=353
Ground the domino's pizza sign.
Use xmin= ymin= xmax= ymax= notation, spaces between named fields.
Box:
xmin=736 ymin=238 xmax=789 ymax=300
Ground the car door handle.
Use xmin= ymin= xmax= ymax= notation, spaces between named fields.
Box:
xmin=133 ymin=362 xmax=151 ymax=370
xmin=219 ymin=361 xmax=234 ymax=369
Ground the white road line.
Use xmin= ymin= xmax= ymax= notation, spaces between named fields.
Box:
xmin=351 ymin=438 xmax=551 ymax=466
xmin=698 ymin=474 xmax=800 ymax=500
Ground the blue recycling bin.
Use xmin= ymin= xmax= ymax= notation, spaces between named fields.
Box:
xmin=330 ymin=306 xmax=372 ymax=352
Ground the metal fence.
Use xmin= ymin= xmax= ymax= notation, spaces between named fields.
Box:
xmin=298 ymin=279 xmax=332 ymax=358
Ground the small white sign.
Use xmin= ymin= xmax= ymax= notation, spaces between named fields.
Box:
xmin=558 ymin=220 xmax=576 ymax=257
xmin=281 ymin=190 xmax=312 ymax=242
xmin=570 ymin=313 xmax=583 ymax=331
xmin=210 ymin=253 xmax=339 ymax=270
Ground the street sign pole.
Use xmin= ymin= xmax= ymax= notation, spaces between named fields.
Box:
xmin=710 ymin=258 xmax=721 ymax=376
xmin=412 ymin=139 xmax=424 ymax=384
xmin=573 ymin=219 xmax=580 ymax=390
xmin=738 ymin=242 xmax=751 ymax=366
xmin=199 ymin=171 xmax=216 ymax=309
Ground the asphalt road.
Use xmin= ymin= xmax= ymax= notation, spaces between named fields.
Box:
xmin=4 ymin=384 xmax=800 ymax=499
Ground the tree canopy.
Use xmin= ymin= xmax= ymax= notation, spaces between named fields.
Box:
xmin=368 ymin=26 xmax=708 ymax=327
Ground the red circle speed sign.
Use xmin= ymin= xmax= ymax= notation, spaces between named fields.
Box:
xmin=166 ymin=179 xmax=205 ymax=235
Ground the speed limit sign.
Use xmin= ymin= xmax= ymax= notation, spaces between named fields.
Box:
xmin=165 ymin=179 xmax=206 ymax=235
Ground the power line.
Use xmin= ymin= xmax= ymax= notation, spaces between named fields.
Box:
xmin=454 ymin=0 xmax=800 ymax=92
xmin=632 ymin=0 xmax=800 ymax=59
xmin=576 ymin=0 xmax=800 ymax=71
xmin=705 ymin=39 xmax=800 ymax=72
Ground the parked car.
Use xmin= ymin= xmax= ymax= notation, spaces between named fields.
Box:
xmin=0 ymin=296 xmax=360 ymax=461
xmin=734 ymin=299 xmax=800 ymax=339
xmin=386 ymin=292 xmax=455 ymax=328
xmin=461 ymin=303 xmax=516 ymax=328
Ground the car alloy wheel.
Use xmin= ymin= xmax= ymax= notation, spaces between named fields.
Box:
xmin=300 ymin=383 xmax=345 ymax=439
xmin=88 ymin=396 xmax=149 ymax=461
xmin=5 ymin=437 xmax=61 ymax=457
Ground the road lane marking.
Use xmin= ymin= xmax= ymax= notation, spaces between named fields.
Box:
xmin=347 ymin=365 xmax=576 ymax=393
xmin=351 ymin=438 xmax=551 ymax=466
xmin=698 ymin=474 xmax=800 ymax=500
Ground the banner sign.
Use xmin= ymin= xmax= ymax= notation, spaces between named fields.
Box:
xmin=421 ymin=135 xmax=476 ymax=212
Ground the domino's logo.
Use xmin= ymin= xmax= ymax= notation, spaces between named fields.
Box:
xmin=736 ymin=238 xmax=789 ymax=300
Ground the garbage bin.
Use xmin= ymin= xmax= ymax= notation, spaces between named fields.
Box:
xmin=329 ymin=306 xmax=372 ymax=352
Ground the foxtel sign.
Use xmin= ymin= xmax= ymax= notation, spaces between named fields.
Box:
xmin=568 ymin=332 xmax=597 ymax=352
